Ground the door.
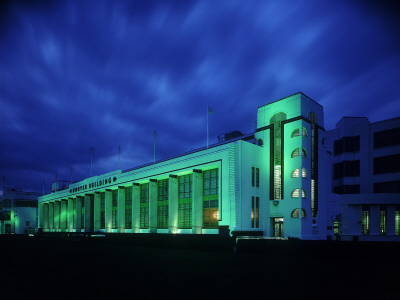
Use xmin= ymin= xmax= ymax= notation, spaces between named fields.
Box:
xmin=272 ymin=217 xmax=284 ymax=237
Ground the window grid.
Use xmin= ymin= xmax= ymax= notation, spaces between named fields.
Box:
xmin=140 ymin=183 xmax=149 ymax=229
xmin=362 ymin=206 xmax=370 ymax=235
xmin=291 ymin=148 xmax=307 ymax=158
xmin=158 ymin=179 xmax=168 ymax=229
xmin=291 ymin=127 xmax=307 ymax=138
xmin=125 ymin=186 xmax=132 ymax=229
xmin=178 ymin=174 xmax=192 ymax=229
xmin=291 ymin=188 xmax=306 ymax=198
xmin=112 ymin=190 xmax=118 ymax=229
xmin=203 ymin=169 xmax=219 ymax=229
xmin=291 ymin=208 xmax=306 ymax=218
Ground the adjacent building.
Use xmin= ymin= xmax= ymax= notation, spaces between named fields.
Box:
xmin=0 ymin=187 xmax=40 ymax=234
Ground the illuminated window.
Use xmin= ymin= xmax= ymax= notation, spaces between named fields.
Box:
xmin=362 ymin=206 xmax=370 ymax=235
xmin=140 ymin=183 xmax=149 ymax=229
xmin=396 ymin=207 xmax=400 ymax=235
xmin=291 ymin=127 xmax=307 ymax=138
xmin=125 ymin=186 xmax=132 ymax=229
xmin=203 ymin=169 xmax=219 ymax=229
xmin=178 ymin=174 xmax=192 ymax=229
xmin=380 ymin=206 xmax=387 ymax=235
xmin=251 ymin=196 xmax=259 ymax=228
xmin=291 ymin=208 xmax=306 ymax=218
xmin=291 ymin=148 xmax=307 ymax=158
xmin=157 ymin=179 xmax=168 ymax=229
xmin=291 ymin=188 xmax=306 ymax=198
xmin=291 ymin=168 xmax=307 ymax=178
xmin=252 ymin=167 xmax=260 ymax=187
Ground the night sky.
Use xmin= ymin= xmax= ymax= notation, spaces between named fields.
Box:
xmin=1 ymin=0 xmax=399 ymax=193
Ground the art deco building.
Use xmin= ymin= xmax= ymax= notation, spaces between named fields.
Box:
xmin=38 ymin=92 xmax=335 ymax=239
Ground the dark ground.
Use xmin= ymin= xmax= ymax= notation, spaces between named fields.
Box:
xmin=0 ymin=234 xmax=398 ymax=299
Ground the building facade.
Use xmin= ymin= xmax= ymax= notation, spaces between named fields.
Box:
xmin=327 ymin=116 xmax=400 ymax=241
xmin=0 ymin=187 xmax=39 ymax=234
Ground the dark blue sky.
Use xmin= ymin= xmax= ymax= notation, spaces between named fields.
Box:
xmin=1 ymin=0 xmax=399 ymax=193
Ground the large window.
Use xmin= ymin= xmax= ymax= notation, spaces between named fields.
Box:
xmin=373 ymin=154 xmax=400 ymax=175
xmin=112 ymin=190 xmax=118 ymax=229
xmin=178 ymin=174 xmax=192 ymax=229
xmin=203 ymin=169 xmax=219 ymax=229
xmin=140 ymin=183 xmax=149 ymax=229
xmin=125 ymin=186 xmax=132 ymax=229
xmin=157 ymin=179 xmax=168 ymax=229
xmin=362 ymin=206 xmax=370 ymax=235
xmin=251 ymin=196 xmax=259 ymax=228
xmin=333 ymin=160 xmax=360 ymax=179
xmin=334 ymin=136 xmax=360 ymax=155
xmin=374 ymin=127 xmax=400 ymax=149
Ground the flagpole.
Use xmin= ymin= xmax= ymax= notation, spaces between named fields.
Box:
xmin=207 ymin=105 xmax=209 ymax=148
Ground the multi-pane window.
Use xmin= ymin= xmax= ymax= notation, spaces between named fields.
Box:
xmin=380 ymin=206 xmax=387 ymax=235
xmin=334 ymin=136 xmax=360 ymax=155
xmin=333 ymin=185 xmax=360 ymax=194
xmin=158 ymin=179 xmax=168 ymax=229
xmin=291 ymin=168 xmax=307 ymax=178
xmin=112 ymin=190 xmax=118 ymax=229
xmin=203 ymin=169 xmax=218 ymax=229
xmin=373 ymin=154 xmax=400 ymax=175
xmin=374 ymin=127 xmax=400 ymax=149
xmin=291 ymin=208 xmax=306 ymax=218
xmin=140 ymin=183 xmax=149 ymax=229
xmin=178 ymin=174 xmax=192 ymax=229
xmin=125 ymin=186 xmax=132 ymax=229
xmin=333 ymin=160 xmax=360 ymax=179
xmin=291 ymin=148 xmax=307 ymax=158
xmin=100 ymin=192 xmax=105 ymax=229
xmin=251 ymin=196 xmax=259 ymax=228
xmin=291 ymin=188 xmax=306 ymax=198
xmin=291 ymin=127 xmax=307 ymax=137
xmin=362 ymin=206 xmax=370 ymax=235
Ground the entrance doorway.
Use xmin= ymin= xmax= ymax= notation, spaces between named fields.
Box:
xmin=272 ymin=217 xmax=284 ymax=237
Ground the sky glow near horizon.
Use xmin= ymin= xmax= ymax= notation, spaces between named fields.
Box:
xmin=0 ymin=0 xmax=399 ymax=192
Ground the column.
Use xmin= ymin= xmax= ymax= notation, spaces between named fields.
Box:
xmin=94 ymin=192 xmax=101 ymax=232
xmin=60 ymin=200 xmax=67 ymax=231
xmin=49 ymin=202 xmax=54 ymax=232
xmin=117 ymin=186 xmax=126 ymax=233
xmin=39 ymin=203 xmax=45 ymax=229
xmin=75 ymin=197 xmax=82 ymax=232
xmin=84 ymin=195 xmax=94 ymax=232
xmin=370 ymin=205 xmax=380 ymax=236
xmin=168 ymin=175 xmax=178 ymax=234
xmin=132 ymin=183 xmax=140 ymax=233
xmin=149 ymin=179 xmax=158 ymax=233
xmin=43 ymin=203 xmax=49 ymax=231
xmin=54 ymin=201 xmax=60 ymax=232
xmin=105 ymin=189 xmax=112 ymax=232
xmin=68 ymin=198 xmax=74 ymax=232
xmin=192 ymin=169 xmax=203 ymax=234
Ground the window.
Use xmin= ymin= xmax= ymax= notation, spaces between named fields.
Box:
xmin=291 ymin=208 xmax=306 ymax=218
xmin=252 ymin=167 xmax=260 ymax=187
xmin=334 ymin=136 xmax=360 ymax=155
xmin=373 ymin=154 xmax=400 ymax=175
xmin=125 ymin=186 xmax=132 ymax=229
xmin=374 ymin=181 xmax=400 ymax=193
xmin=291 ymin=148 xmax=307 ymax=158
xmin=178 ymin=174 xmax=192 ymax=229
xmin=333 ymin=160 xmax=360 ymax=179
xmin=251 ymin=196 xmax=259 ymax=228
xmin=396 ymin=207 xmax=400 ymax=235
xmin=362 ymin=206 xmax=370 ymax=235
xmin=291 ymin=188 xmax=306 ymax=198
xmin=333 ymin=185 xmax=360 ymax=194
xmin=374 ymin=127 xmax=400 ymax=149
xmin=291 ymin=168 xmax=307 ymax=178
xmin=157 ymin=179 xmax=168 ymax=229
xmin=112 ymin=190 xmax=118 ymax=229
xmin=140 ymin=183 xmax=149 ymax=229
xmin=203 ymin=169 xmax=219 ymax=229
xmin=100 ymin=192 xmax=105 ymax=229
xmin=3 ymin=199 xmax=11 ymax=208
xmin=380 ymin=206 xmax=387 ymax=235
xmin=291 ymin=127 xmax=307 ymax=138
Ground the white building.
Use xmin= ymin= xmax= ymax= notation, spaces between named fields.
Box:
xmin=38 ymin=92 xmax=335 ymax=239
xmin=327 ymin=116 xmax=400 ymax=241
xmin=0 ymin=187 xmax=39 ymax=234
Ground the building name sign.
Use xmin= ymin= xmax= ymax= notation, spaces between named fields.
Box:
xmin=69 ymin=176 xmax=118 ymax=194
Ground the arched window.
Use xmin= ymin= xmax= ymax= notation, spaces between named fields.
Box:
xmin=291 ymin=208 xmax=307 ymax=218
xmin=291 ymin=168 xmax=307 ymax=178
xmin=291 ymin=188 xmax=307 ymax=198
xmin=291 ymin=148 xmax=307 ymax=158
xmin=291 ymin=127 xmax=307 ymax=138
